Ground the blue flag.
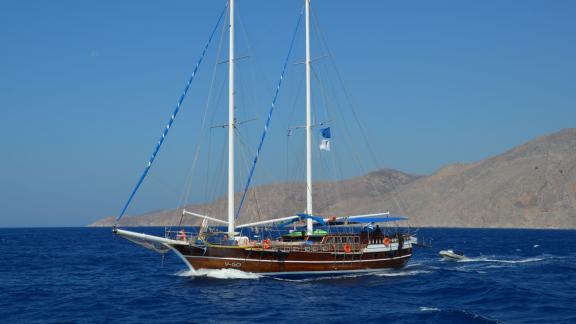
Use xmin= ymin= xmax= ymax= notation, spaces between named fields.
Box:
xmin=320 ymin=127 xmax=331 ymax=151
xmin=321 ymin=127 xmax=331 ymax=139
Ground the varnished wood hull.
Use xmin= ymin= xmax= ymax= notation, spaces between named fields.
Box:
xmin=174 ymin=245 xmax=412 ymax=274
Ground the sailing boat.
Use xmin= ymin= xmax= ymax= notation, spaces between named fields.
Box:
xmin=114 ymin=0 xmax=416 ymax=275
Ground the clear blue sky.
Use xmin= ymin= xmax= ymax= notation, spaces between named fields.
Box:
xmin=1 ymin=1 xmax=575 ymax=227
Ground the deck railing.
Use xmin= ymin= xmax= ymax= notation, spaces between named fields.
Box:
xmin=165 ymin=229 xmax=408 ymax=252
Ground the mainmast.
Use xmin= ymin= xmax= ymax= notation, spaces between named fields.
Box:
xmin=305 ymin=0 xmax=313 ymax=234
xmin=228 ymin=0 xmax=236 ymax=236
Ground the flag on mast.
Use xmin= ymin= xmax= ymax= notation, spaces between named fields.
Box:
xmin=319 ymin=127 xmax=331 ymax=151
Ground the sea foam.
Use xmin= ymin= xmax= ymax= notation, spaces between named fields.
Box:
xmin=176 ymin=268 xmax=261 ymax=279
xmin=457 ymin=257 xmax=544 ymax=264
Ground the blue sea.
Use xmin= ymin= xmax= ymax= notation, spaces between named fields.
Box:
xmin=0 ymin=228 xmax=574 ymax=323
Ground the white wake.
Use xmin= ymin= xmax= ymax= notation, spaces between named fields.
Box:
xmin=375 ymin=269 xmax=432 ymax=277
xmin=420 ymin=306 xmax=440 ymax=312
xmin=176 ymin=268 xmax=261 ymax=280
xmin=457 ymin=256 xmax=544 ymax=264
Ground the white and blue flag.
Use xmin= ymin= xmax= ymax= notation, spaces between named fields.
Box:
xmin=319 ymin=127 xmax=331 ymax=151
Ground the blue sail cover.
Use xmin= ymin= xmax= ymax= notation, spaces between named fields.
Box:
xmin=297 ymin=214 xmax=327 ymax=226
xmin=277 ymin=214 xmax=327 ymax=228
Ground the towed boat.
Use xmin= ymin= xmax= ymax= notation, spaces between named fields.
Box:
xmin=439 ymin=249 xmax=467 ymax=261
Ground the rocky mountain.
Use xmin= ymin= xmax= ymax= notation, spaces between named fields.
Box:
xmin=386 ymin=128 xmax=576 ymax=228
xmin=90 ymin=168 xmax=420 ymax=227
xmin=90 ymin=128 xmax=576 ymax=228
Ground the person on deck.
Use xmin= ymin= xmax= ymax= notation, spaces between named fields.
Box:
xmin=374 ymin=225 xmax=383 ymax=244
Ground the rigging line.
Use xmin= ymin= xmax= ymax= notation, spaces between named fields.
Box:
xmin=235 ymin=9 xmax=304 ymax=220
xmin=211 ymin=130 xmax=229 ymax=207
xmin=116 ymin=4 xmax=228 ymax=223
xmin=311 ymin=9 xmax=400 ymax=215
xmin=180 ymin=12 xmax=229 ymax=229
xmin=236 ymin=124 xmax=275 ymax=222
xmin=204 ymin=129 xmax=213 ymax=207
xmin=200 ymin=129 xmax=214 ymax=221
xmin=200 ymin=135 xmax=222 ymax=222
xmin=237 ymin=129 xmax=271 ymax=220
xmin=176 ymin=14 xmax=230 ymax=231
xmin=205 ymin=79 xmax=230 ymax=207
xmin=251 ymin=184 xmax=263 ymax=226
xmin=208 ymin=135 xmax=228 ymax=216
xmin=329 ymin=138 xmax=345 ymax=208
xmin=313 ymin=64 xmax=367 ymax=175
xmin=310 ymin=64 xmax=344 ymax=205
xmin=285 ymin=73 xmax=305 ymax=179
xmin=283 ymin=53 xmax=305 ymax=143
xmin=235 ymin=9 xmax=267 ymax=124
xmin=311 ymin=8 xmax=381 ymax=168
xmin=179 ymin=3 xmax=229 ymax=210
xmin=235 ymin=128 xmax=259 ymax=227
xmin=312 ymin=65 xmax=345 ymax=203
xmin=236 ymin=5 xmax=274 ymax=94
xmin=314 ymin=66 xmax=385 ymax=213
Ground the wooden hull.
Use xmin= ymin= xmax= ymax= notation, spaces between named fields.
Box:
xmin=173 ymin=244 xmax=412 ymax=274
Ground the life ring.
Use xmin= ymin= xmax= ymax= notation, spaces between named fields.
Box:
xmin=262 ymin=239 xmax=271 ymax=249
xmin=383 ymin=237 xmax=390 ymax=246
xmin=179 ymin=229 xmax=187 ymax=241
xmin=344 ymin=243 xmax=351 ymax=253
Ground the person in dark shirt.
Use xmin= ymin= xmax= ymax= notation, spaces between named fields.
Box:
xmin=374 ymin=225 xmax=383 ymax=244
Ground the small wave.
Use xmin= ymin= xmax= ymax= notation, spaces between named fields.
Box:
xmin=406 ymin=262 xmax=423 ymax=267
xmin=533 ymin=244 xmax=540 ymax=248
xmin=269 ymin=268 xmax=431 ymax=282
xmin=426 ymin=308 xmax=504 ymax=323
xmin=419 ymin=306 xmax=440 ymax=312
xmin=176 ymin=268 xmax=260 ymax=280
xmin=452 ymin=266 xmax=488 ymax=274
xmin=271 ymin=272 xmax=372 ymax=282
xmin=374 ymin=269 xmax=431 ymax=277
xmin=457 ymin=257 xmax=544 ymax=264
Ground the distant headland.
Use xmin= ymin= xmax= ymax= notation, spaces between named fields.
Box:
xmin=91 ymin=128 xmax=576 ymax=229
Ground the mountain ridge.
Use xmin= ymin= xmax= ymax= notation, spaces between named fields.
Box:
xmin=90 ymin=128 xmax=576 ymax=228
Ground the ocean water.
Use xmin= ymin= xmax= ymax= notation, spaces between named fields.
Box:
xmin=0 ymin=228 xmax=574 ymax=323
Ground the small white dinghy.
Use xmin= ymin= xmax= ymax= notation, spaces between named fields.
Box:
xmin=439 ymin=249 xmax=467 ymax=261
